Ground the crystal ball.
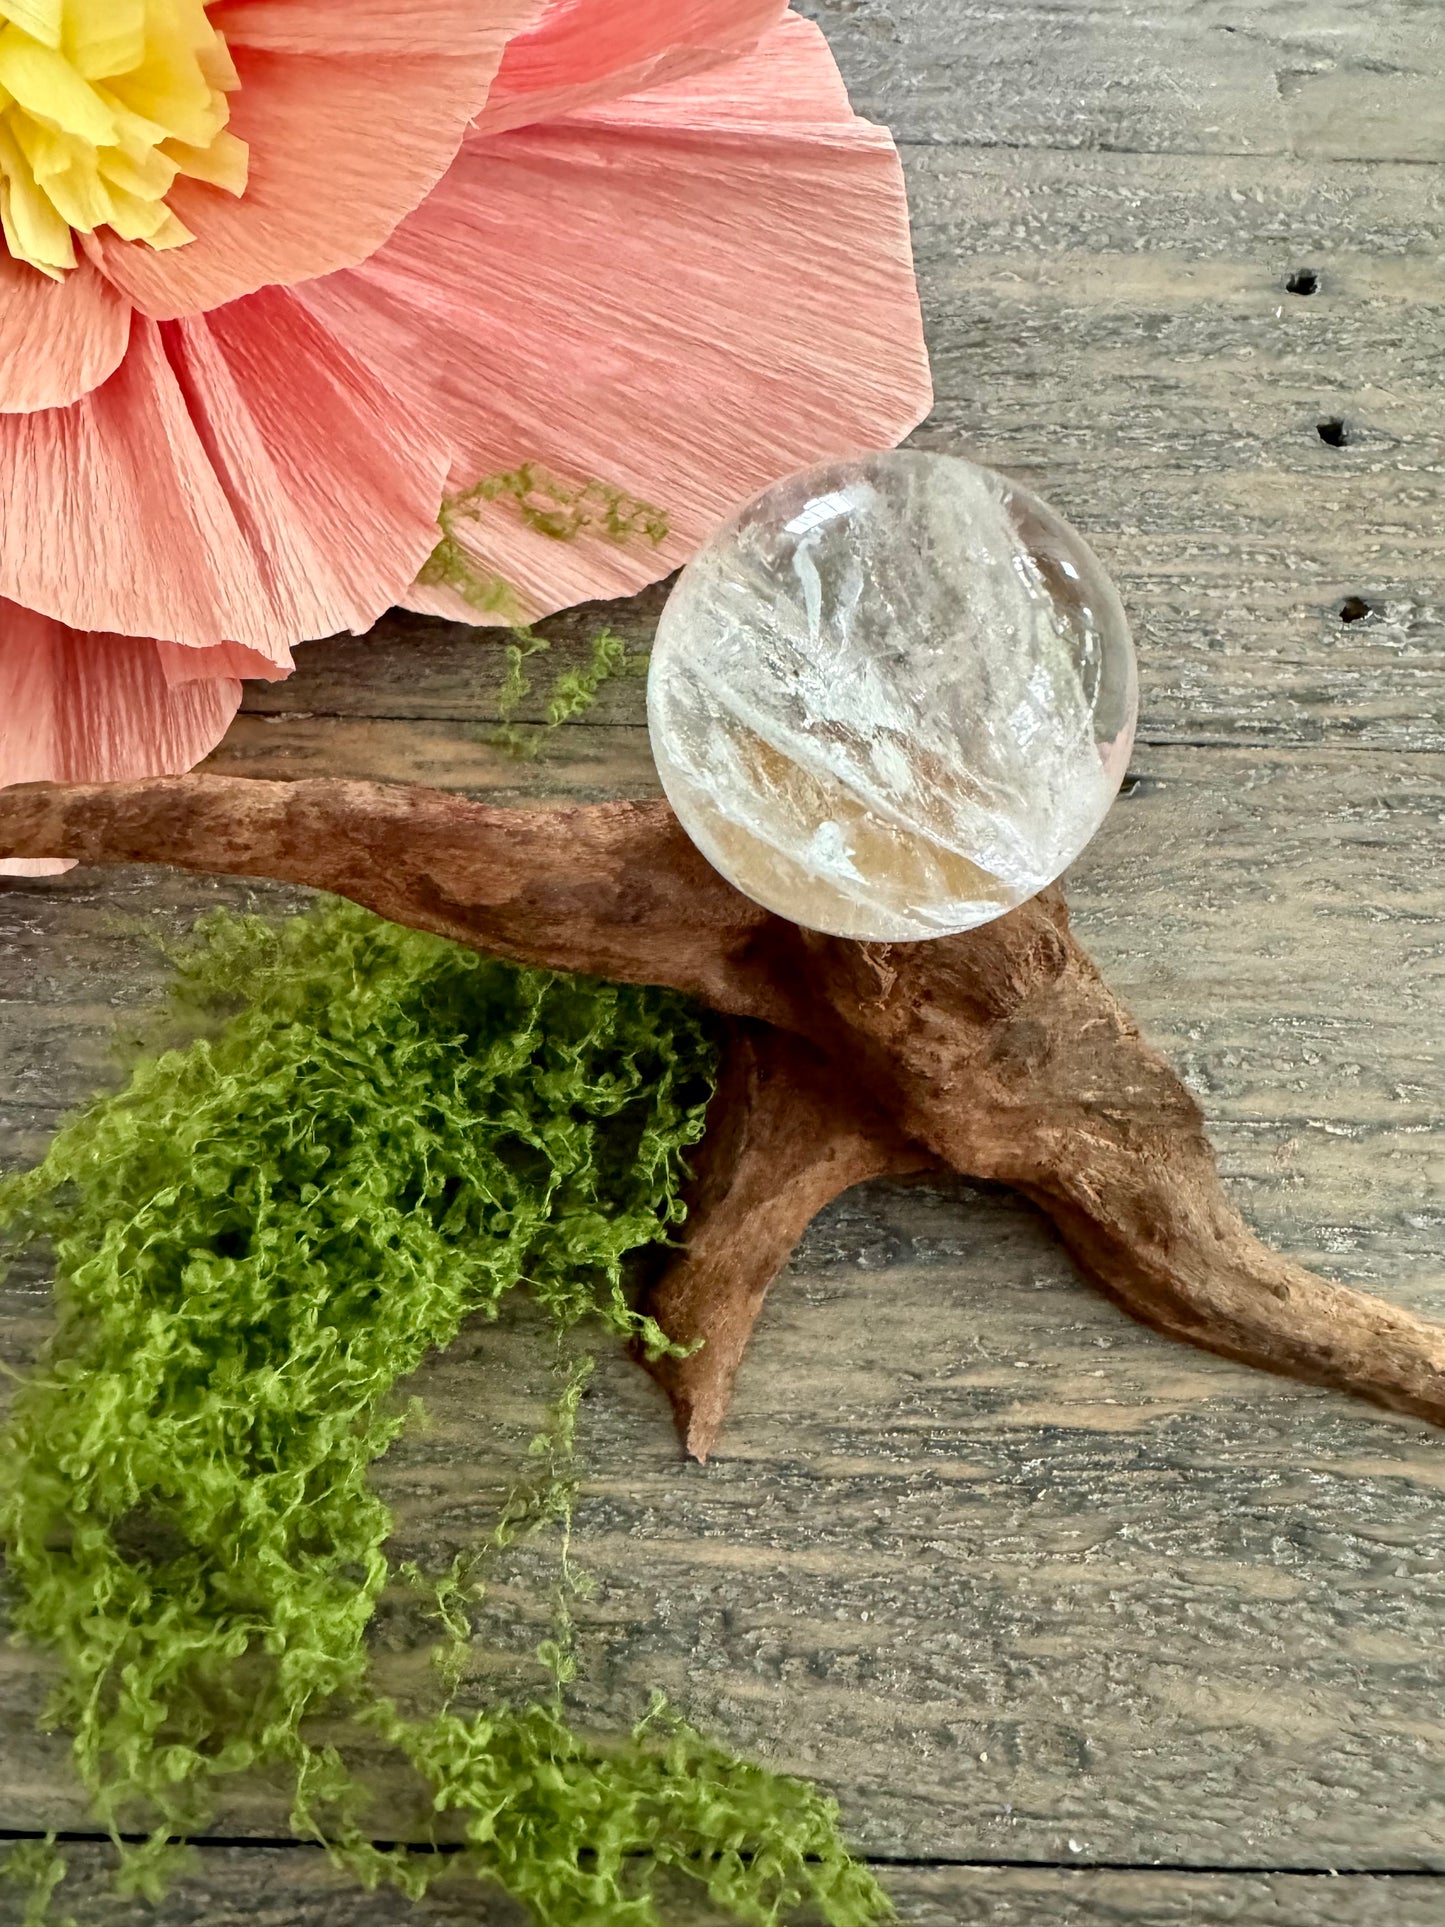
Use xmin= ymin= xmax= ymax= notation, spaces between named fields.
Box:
xmin=647 ymin=451 xmax=1137 ymax=942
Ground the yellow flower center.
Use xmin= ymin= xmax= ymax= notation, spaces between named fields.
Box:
xmin=0 ymin=0 xmax=246 ymax=280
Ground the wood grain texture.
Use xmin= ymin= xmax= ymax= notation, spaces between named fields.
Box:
xmin=210 ymin=712 xmax=661 ymax=798
xmin=4 ymin=1851 xmax=1445 ymax=1927
xmin=4 ymin=0 xmax=1444 ymax=1920
xmin=907 ymin=146 xmax=1445 ymax=754
xmin=2 ymin=747 xmax=1442 ymax=1878
xmin=797 ymin=0 xmax=1445 ymax=162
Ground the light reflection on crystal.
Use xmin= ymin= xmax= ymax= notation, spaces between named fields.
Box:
xmin=647 ymin=452 xmax=1138 ymax=942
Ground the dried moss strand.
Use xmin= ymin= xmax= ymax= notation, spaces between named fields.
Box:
xmin=0 ymin=902 xmax=884 ymax=1926
xmin=490 ymin=628 xmax=633 ymax=762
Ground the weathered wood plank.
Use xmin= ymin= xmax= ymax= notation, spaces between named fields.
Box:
xmin=4 ymin=1850 xmax=1444 ymax=1927
xmin=242 ymin=145 xmax=1445 ymax=756
xmin=906 ymin=135 xmax=1445 ymax=746
xmin=801 ymin=0 xmax=1445 ymax=163
xmin=2 ymin=743 xmax=1442 ymax=1867
xmin=239 ymin=603 xmax=661 ymax=728
xmin=888 ymin=1866 xmax=1445 ymax=1925
xmin=9 ymin=1232 xmax=1445 ymax=1867
xmin=207 ymin=713 xmax=659 ymax=798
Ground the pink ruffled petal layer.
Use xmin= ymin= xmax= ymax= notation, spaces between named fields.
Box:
xmin=302 ymin=13 xmax=932 ymax=625
xmin=92 ymin=0 xmax=542 ymax=321
xmin=211 ymin=0 xmax=539 ymax=57
xmin=0 ymin=253 xmax=132 ymax=415
xmin=0 ymin=601 xmax=244 ymax=875
xmin=0 ymin=293 xmax=449 ymax=652
xmin=477 ymin=0 xmax=788 ymax=135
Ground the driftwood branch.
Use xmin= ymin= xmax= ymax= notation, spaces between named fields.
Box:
xmin=3 ymin=774 xmax=1442 ymax=1454
xmin=0 ymin=776 xmax=796 ymax=1023
xmin=640 ymin=1022 xmax=936 ymax=1461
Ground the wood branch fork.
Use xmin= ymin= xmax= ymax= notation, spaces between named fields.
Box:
xmin=3 ymin=775 xmax=1442 ymax=1460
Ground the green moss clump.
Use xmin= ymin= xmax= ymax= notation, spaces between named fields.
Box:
xmin=0 ymin=903 xmax=887 ymax=1927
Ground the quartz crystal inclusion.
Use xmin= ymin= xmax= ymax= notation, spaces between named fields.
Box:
xmin=647 ymin=452 xmax=1138 ymax=942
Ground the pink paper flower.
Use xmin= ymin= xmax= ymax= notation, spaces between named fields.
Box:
xmin=0 ymin=0 xmax=931 ymax=872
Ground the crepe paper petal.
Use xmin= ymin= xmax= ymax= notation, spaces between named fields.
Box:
xmin=153 ymin=638 xmax=292 ymax=686
xmin=0 ymin=292 xmax=449 ymax=651
xmin=303 ymin=13 xmax=931 ymax=627
xmin=0 ymin=247 xmax=130 ymax=413
xmin=0 ymin=599 xmax=242 ymax=876
xmin=210 ymin=0 xmax=544 ymax=58
xmin=91 ymin=0 xmax=541 ymax=321
xmin=477 ymin=0 xmax=787 ymax=136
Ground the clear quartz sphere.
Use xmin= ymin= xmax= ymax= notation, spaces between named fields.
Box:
xmin=647 ymin=451 xmax=1138 ymax=942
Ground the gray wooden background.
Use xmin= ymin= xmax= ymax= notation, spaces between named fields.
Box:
xmin=3 ymin=1 xmax=1443 ymax=1922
